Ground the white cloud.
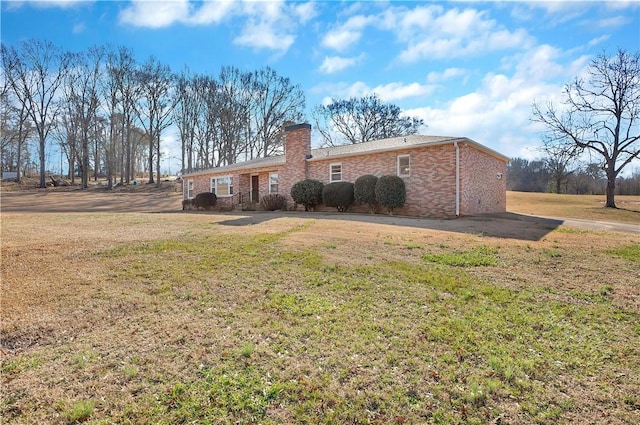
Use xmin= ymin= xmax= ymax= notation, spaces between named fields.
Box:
xmin=322 ymin=5 xmax=535 ymax=63
xmin=314 ymin=80 xmax=437 ymax=103
xmin=117 ymin=0 xmax=315 ymax=53
xmin=72 ymin=21 xmax=85 ymax=34
xmin=234 ymin=22 xmax=295 ymax=52
xmin=403 ymin=44 xmax=589 ymax=158
xmin=587 ymin=34 xmax=611 ymax=47
xmin=188 ymin=0 xmax=236 ymax=25
xmin=321 ymin=14 xmax=372 ymax=52
xmin=583 ymin=15 xmax=632 ymax=29
xmin=372 ymin=82 xmax=437 ymax=102
xmin=19 ymin=0 xmax=92 ymax=8
xmin=119 ymin=0 xmax=190 ymax=28
xmin=293 ymin=1 xmax=317 ymax=25
xmin=318 ymin=56 xmax=361 ymax=74
xmin=397 ymin=20 xmax=534 ymax=62
xmin=232 ymin=1 xmax=306 ymax=52
xmin=426 ymin=68 xmax=467 ymax=83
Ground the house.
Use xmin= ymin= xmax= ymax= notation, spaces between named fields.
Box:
xmin=181 ymin=123 xmax=508 ymax=218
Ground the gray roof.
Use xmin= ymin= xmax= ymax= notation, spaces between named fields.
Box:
xmin=310 ymin=135 xmax=459 ymax=159
xmin=184 ymin=154 xmax=285 ymax=177
xmin=183 ymin=134 xmax=508 ymax=177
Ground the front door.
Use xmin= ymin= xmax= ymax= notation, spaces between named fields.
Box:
xmin=251 ymin=175 xmax=259 ymax=203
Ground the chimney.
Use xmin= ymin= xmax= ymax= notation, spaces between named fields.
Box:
xmin=282 ymin=123 xmax=312 ymax=204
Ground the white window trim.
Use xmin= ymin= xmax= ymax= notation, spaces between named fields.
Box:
xmin=186 ymin=180 xmax=194 ymax=199
xmin=210 ymin=175 xmax=234 ymax=197
xmin=397 ymin=154 xmax=410 ymax=177
xmin=330 ymin=163 xmax=342 ymax=182
xmin=269 ymin=173 xmax=279 ymax=194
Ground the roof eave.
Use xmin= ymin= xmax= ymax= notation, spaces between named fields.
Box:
xmin=307 ymin=137 xmax=465 ymax=162
xmin=182 ymin=158 xmax=285 ymax=178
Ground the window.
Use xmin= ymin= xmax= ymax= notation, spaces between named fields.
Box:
xmin=210 ymin=176 xmax=233 ymax=197
xmin=330 ymin=163 xmax=342 ymax=182
xmin=269 ymin=173 xmax=279 ymax=193
xmin=186 ymin=180 xmax=194 ymax=199
xmin=397 ymin=155 xmax=410 ymax=177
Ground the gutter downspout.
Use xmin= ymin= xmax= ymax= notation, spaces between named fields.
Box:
xmin=454 ymin=141 xmax=460 ymax=217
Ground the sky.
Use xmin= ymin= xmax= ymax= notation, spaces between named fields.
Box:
xmin=1 ymin=0 xmax=639 ymax=174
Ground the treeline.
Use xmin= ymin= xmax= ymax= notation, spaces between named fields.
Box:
xmin=1 ymin=39 xmax=305 ymax=188
xmin=507 ymin=157 xmax=640 ymax=195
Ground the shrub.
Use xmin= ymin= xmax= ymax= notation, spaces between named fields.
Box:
xmin=322 ymin=181 xmax=355 ymax=212
xmin=354 ymin=174 xmax=378 ymax=213
xmin=375 ymin=175 xmax=406 ymax=215
xmin=260 ymin=193 xmax=287 ymax=211
xmin=182 ymin=199 xmax=193 ymax=210
xmin=193 ymin=192 xmax=217 ymax=210
xmin=290 ymin=179 xmax=324 ymax=211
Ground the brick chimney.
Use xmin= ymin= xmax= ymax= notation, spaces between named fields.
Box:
xmin=281 ymin=123 xmax=312 ymax=206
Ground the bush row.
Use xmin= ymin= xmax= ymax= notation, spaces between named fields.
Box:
xmin=185 ymin=175 xmax=406 ymax=215
xmin=290 ymin=175 xmax=406 ymax=214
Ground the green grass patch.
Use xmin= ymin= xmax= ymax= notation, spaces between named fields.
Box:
xmin=0 ymin=355 xmax=44 ymax=375
xmin=62 ymin=400 xmax=94 ymax=423
xmin=607 ymin=244 xmax=640 ymax=263
xmin=422 ymin=246 xmax=499 ymax=267
xmin=10 ymin=222 xmax=638 ymax=424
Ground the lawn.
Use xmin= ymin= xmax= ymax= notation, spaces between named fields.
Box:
xmin=1 ymin=192 xmax=639 ymax=424
xmin=507 ymin=191 xmax=640 ymax=224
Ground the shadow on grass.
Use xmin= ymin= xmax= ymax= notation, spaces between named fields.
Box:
xmin=215 ymin=211 xmax=564 ymax=241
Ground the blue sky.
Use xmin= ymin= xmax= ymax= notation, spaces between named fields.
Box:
xmin=2 ymin=0 xmax=639 ymax=174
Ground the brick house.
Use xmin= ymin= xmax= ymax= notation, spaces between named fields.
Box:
xmin=181 ymin=123 xmax=508 ymax=218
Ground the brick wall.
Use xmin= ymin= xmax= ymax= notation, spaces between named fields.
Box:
xmin=182 ymin=124 xmax=507 ymax=218
xmin=307 ymin=144 xmax=458 ymax=217
xmin=459 ymin=143 xmax=507 ymax=215
xmin=281 ymin=123 xmax=311 ymax=209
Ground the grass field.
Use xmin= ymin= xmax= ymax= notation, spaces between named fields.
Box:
xmin=507 ymin=191 xmax=640 ymax=224
xmin=1 ymin=191 xmax=639 ymax=424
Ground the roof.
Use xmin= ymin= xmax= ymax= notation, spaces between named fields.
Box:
xmin=182 ymin=134 xmax=508 ymax=177
xmin=309 ymin=134 xmax=510 ymax=162
xmin=183 ymin=154 xmax=285 ymax=177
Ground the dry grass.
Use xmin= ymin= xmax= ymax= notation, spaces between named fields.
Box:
xmin=507 ymin=191 xmax=640 ymax=224
xmin=1 ymin=189 xmax=639 ymax=424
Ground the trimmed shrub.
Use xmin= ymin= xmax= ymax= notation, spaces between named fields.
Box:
xmin=354 ymin=174 xmax=378 ymax=213
xmin=260 ymin=193 xmax=287 ymax=211
xmin=290 ymin=179 xmax=324 ymax=211
xmin=375 ymin=175 xmax=406 ymax=215
xmin=193 ymin=192 xmax=217 ymax=210
xmin=323 ymin=181 xmax=355 ymax=212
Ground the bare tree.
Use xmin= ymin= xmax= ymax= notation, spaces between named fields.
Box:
xmin=541 ymin=137 xmax=581 ymax=194
xmin=52 ymin=102 xmax=81 ymax=182
xmin=248 ymin=66 xmax=305 ymax=158
xmin=533 ymin=49 xmax=640 ymax=208
xmin=64 ymin=46 xmax=104 ymax=188
xmin=0 ymin=78 xmax=33 ymax=182
xmin=313 ymin=94 xmax=424 ymax=146
xmin=110 ymin=47 xmax=139 ymax=184
xmin=2 ymin=40 xmax=72 ymax=188
xmin=135 ymin=56 xmax=176 ymax=184
xmin=173 ymin=69 xmax=206 ymax=174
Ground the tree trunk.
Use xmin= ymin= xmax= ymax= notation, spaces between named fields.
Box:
xmin=605 ymin=175 xmax=617 ymax=208
xmin=82 ymin=135 xmax=89 ymax=189
xmin=155 ymin=132 xmax=161 ymax=186
xmin=38 ymin=135 xmax=46 ymax=189
xmin=16 ymin=126 xmax=23 ymax=183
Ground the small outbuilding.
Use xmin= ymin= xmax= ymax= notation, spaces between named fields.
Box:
xmin=181 ymin=123 xmax=508 ymax=218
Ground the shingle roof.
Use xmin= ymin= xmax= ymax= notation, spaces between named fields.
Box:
xmin=183 ymin=154 xmax=285 ymax=177
xmin=182 ymin=134 xmax=508 ymax=177
xmin=309 ymin=135 xmax=459 ymax=159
